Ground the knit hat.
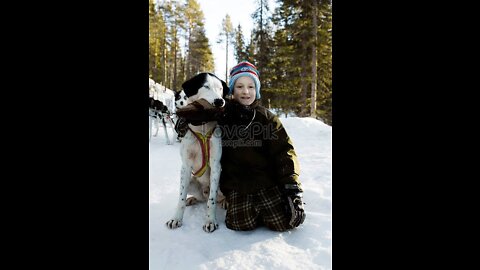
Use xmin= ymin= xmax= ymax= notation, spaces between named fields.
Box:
xmin=228 ymin=61 xmax=261 ymax=99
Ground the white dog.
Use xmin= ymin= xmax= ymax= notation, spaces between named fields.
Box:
xmin=149 ymin=80 xmax=177 ymax=144
xmin=173 ymin=90 xmax=188 ymax=142
xmin=175 ymin=90 xmax=188 ymax=109
xmin=166 ymin=73 xmax=229 ymax=233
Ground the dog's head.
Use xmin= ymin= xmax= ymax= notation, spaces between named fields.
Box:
xmin=175 ymin=90 xmax=188 ymax=109
xmin=149 ymin=98 xmax=165 ymax=112
xmin=181 ymin=73 xmax=229 ymax=108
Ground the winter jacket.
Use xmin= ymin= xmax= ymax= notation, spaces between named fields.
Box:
xmin=218 ymin=100 xmax=301 ymax=195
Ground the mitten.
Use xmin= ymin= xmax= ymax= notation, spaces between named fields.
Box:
xmin=176 ymin=98 xmax=224 ymax=124
xmin=284 ymin=184 xmax=306 ymax=228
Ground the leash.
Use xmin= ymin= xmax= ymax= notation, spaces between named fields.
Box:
xmin=189 ymin=126 xmax=215 ymax=177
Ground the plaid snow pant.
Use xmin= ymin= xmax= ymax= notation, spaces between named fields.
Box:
xmin=225 ymin=186 xmax=291 ymax=232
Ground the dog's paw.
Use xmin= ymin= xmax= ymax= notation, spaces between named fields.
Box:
xmin=166 ymin=219 xmax=182 ymax=229
xmin=203 ymin=221 xmax=219 ymax=233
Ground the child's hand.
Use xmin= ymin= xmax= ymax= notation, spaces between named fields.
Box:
xmin=284 ymin=184 xmax=306 ymax=228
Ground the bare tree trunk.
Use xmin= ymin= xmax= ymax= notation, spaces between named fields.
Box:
xmin=300 ymin=43 xmax=308 ymax=116
xmin=183 ymin=30 xmax=188 ymax=81
xmin=310 ymin=0 xmax=318 ymax=117
xmin=225 ymin=33 xmax=228 ymax=82
xmin=186 ymin=23 xmax=192 ymax=79
xmin=173 ymin=23 xmax=177 ymax=91
xmin=260 ymin=0 xmax=263 ymax=49
xmin=162 ymin=33 xmax=167 ymax=84
xmin=163 ymin=35 xmax=167 ymax=85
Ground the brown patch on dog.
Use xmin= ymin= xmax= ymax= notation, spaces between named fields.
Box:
xmin=202 ymin=186 xmax=210 ymax=199
xmin=186 ymin=197 xmax=198 ymax=206
xmin=188 ymin=150 xmax=197 ymax=161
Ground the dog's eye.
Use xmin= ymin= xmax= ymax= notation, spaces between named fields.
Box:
xmin=203 ymin=85 xmax=210 ymax=89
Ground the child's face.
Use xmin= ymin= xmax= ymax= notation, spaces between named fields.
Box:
xmin=233 ymin=76 xmax=256 ymax=106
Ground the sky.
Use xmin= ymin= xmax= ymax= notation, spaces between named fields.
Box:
xmin=196 ymin=0 xmax=277 ymax=81
xmin=149 ymin=116 xmax=332 ymax=269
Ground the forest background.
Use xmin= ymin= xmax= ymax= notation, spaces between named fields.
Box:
xmin=149 ymin=0 xmax=332 ymax=125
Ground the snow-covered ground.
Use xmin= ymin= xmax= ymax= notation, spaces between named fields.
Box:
xmin=149 ymin=116 xmax=332 ymax=270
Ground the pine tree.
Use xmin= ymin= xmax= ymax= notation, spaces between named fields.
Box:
xmin=150 ymin=0 xmax=215 ymax=91
xmin=245 ymin=31 xmax=256 ymax=64
xmin=249 ymin=0 xmax=277 ymax=105
xmin=266 ymin=0 xmax=304 ymax=114
xmin=184 ymin=0 xmax=205 ymax=79
xmin=233 ymin=24 xmax=248 ymax=62
xmin=266 ymin=0 xmax=331 ymax=124
xmin=310 ymin=0 xmax=318 ymax=117
xmin=159 ymin=0 xmax=174 ymax=86
xmin=149 ymin=0 xmax=155 ymax=79
xmin=217 ymin=14 xmax=235 ymax=82
xmin=315 ymin=0 xmax=332 ymax=124
xmin=190 ymin=26 xmax=215 ymax=74
xmin=149 ymin=0 xmax=166 ymax=83
xmin=168 ymin=2 xmax=185 ymax=91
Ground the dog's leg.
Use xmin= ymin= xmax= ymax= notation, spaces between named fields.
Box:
xmin=203 ymin=135 xmax=222 ymax=233
xmin=149 ymin=115 xmax=152 ymax=142
xmin=186 ymin=177 xmax=203 ymax=206
xmin=162 ymin=117 xmax=171 ymax=145
xmin=203 ymin=161 xmax=220 ymax=233
xmin=168 ymin=116 xmax=177 ymax=140
xmin=153 ymin=115 xmax=159 ymax=137
xmin=166 ymin=165 xmax=192 ymax=229
xmin=168 ymin=116 xmax=176 ymax=144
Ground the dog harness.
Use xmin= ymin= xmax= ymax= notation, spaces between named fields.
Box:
xmin=189 ymin=127 xmax=215 ymax=177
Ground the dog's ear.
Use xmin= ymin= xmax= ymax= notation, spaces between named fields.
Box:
xmin=174 ymin=91 xmax=181 ymax=101
xmin=182 ymin=73 xmax=207 ymax=97
xmin=207 ymin=72 xmax=230 ymax=98
xmin=221 ymin=80 xmax=229 ymax=98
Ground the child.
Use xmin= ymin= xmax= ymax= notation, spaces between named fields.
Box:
xmin=220 ymin=61 xmax=305 ymax=231
xmin=177 ymin=61 xmax=305 ymax=231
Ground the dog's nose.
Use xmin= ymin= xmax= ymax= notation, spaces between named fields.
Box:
xmin=213 ymin=98 xmax=225 ymax=108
